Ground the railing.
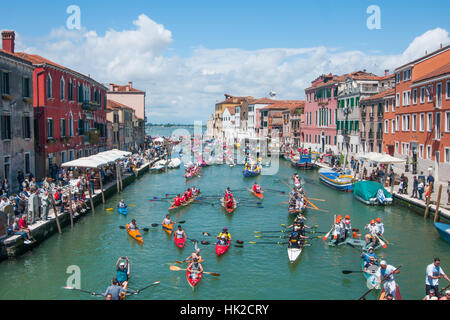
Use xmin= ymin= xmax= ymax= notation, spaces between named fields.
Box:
xmin=368 ymin=131 xmax=374 ymax=139
xmin=376 ymin=132 xmax=382 ymax=140
xmin=82 ymin=101 xmax=100 ymax=111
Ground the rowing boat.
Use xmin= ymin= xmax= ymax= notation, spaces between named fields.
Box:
xmin=378 ymin=284 xmax=402 ymax=300
xmin=168 ymin=192 xmax=201 ymax=212
xmin=174 ymin=235 xmax=186 ymax=249
xmin=287 ymin=241 xmax=303 ymax=263
xmin=118 ymin=207 xmax=128 ymax=215
xmin=221 ymin=197 xmax=237 ymax=214
xmin=215 ymin=242 xmax=230 ymax=256
xmin=361 ymin=258 xmax=380 ymax=290
xmin=250 ymin=188 xmax=264 ymax=200
xmin=126 ymin=224 xmax=143 ymax=245
xmin=162 ymin=222 xmax=174 ymax=235
xmin=186 ymin=268 xmax=203 ymax=289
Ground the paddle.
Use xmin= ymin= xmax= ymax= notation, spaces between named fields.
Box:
xmin=127 ymin=281 xmax=160 ymax=295
xmin=342 ymin=270 xmax=365 ymax=274
xmin=175 ymin=260 xmax=204 ymax=264
xmin=322 ymin=215 xmax=336 ymax=242
xmin=169 ymin=265 xmax=220 ymax=277
xmin=106 ymin=208 xmax=114 ymax=211
xmin=357 ymin=265 xmax=402 ymax=300
xmin=374 ymin=234 xmax=387 ymax=249
xmin=119 ymin=226 xmax=150 ymax=232
xmin=63 ymin=286 xmax=102 ymax=296
xmin=151 ymin=220 xmax=186 ymax=227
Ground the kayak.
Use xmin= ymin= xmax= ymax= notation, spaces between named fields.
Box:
xmin=215 ymin=243 xmax=230 ymax=256
xmin=186 ymin=268 xmax=203 ymax=289
xmin=118 ymin=207 xmax=128 ymax=215
xmin=168 ymin=192 xmax=201 ymax=212
xmin=221 ymin=197 xmax=237 ymax=214
xmin=361 ymin=258 xmax=380 ymax=290
xmin=250 ymin=189 xmax=264 ymax=200
xmin=174 ymin=236 xmax=186 ymax=249
xmin=287 ymin=241 xmax=303 ymax=263
xmin=126 ymin=224 xmax=143 ymax=245
xmin=379 ymin=284 xmax=402 ymax=300
xmin=162 ymin=222 xmax=174 ymax=235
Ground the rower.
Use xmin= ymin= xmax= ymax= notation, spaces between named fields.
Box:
xmin=174 ymin=225 xmax=187 ymax=241
xmin=377 ymin=260 xmax=400 ymax=300
xmin=115 ymin=257 xmax=130 ymax=289
xmin=117 ymin=200 xmax=127 ymax=209
xmin=252 ymin=183 xmax=262 ymax=194
xmin=185 ymin=248 xmax=202 ymax=263
xmin=375 ymin=217 xmax=385 ymax=239
xmin=361 ymin=247 xmax=378 ymax=264
xmin=162 ymin=214 xmax=174 ymax=226
xmin=343 ymin=215 xmax=352 ymax=239
xmin=332 ymin=217 xmax=343 ymax=244
xmin=128 ymin=219 xmax=138 ymax=231
xmin=217 ymin=227 xmax=232 ymax=245
xmin=186 ymin=188 xmax=193 ymax=199
xmin=173 ymin=194 xmax=182 ymax=207
xmin=101 ymin=278 xmax=135 ymax=300
xmin=364 ymin=220 xmax=378 ymax=247
xmin=289 ymin=226 xmax=309 ymax=247
xmin=187 ymin=257 xmax=204 ymax=279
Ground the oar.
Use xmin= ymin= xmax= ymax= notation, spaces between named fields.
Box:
xmin=129 ymin=204 xmax=136 ymax=207
xmin=305 ymin=198 xmax=326 ymax=202
xmin=439 ymin=284 xmax=450 ymax=296
xmin=342 ymin=270 xmax=365 ymax=274
xmin=106 ymin=208 xmax=114 ymax=211
xmin=119 ymin=226 xmax=150 ymax=232
xmin=358 ymin=265 xmax=402 ymax=300
xmin=128 ymin=281 xmax=160 ymax=295
xmin=150 ymin=220 xmax=186 ymax=227
xmin=248 ymin=241 xmax=289 ymax=245
xmin=303 ymin=197 xmax=319 ymax=210
xmin=175 ymin=260 xmax=204 ymax=264
xmin=169 ymin=265 xmax=220 ymax=277
xmin=63 ymin=287 xmax=102 ymax=296
xmin=374 ymin=234 xmax=387 ymax=248
xmin=322 ymin=215 xmax=336 ymax=242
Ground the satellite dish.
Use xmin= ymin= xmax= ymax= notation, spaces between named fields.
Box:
xmin=269 ymin=91 xmax=277 ymax=97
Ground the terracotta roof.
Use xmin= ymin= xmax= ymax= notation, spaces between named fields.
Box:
xmin=360 ymin=88 xmax=395 ymax=102
xmin=306 ymin=73 xmax=341 ymax=91
xmin=0 ymin=49 xmax=33 ymax=66
xmin=225 ymin=106 xmax=236 ymax=115
xmin=346 ymin=70 xmax=385 ymax=81
xmin=395 ymin=45 xmax=450 ymax=71
xmin=108 ymin=83 xmax=145 ymax=93
xmin=413 ymin=62 xmax=450 ymax=83
xmin=107 ymin=100 xmax=134 ymax=111
xmin=247 ymin=97 xmax=278 ymax=105
xmin=260 ymin=101 xmax=305 ymax=111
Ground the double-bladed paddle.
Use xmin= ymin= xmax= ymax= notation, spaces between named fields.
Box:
xmin=169 ymin=265 xmax=220 ymax=277
xmin=119 ymin=226 xmax=150 ymax=232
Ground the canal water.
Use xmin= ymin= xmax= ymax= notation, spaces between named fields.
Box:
xmin=0 ymin=152 xmax=448 ymax=300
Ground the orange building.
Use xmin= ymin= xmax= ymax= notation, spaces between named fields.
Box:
xmin=383 ymin=45 xmax=450 ymax=181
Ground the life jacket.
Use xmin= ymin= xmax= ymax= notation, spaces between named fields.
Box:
xmin=174 ymin=197 xmax=181 ymax=206
xmin=175 ymin=230 xmax=184 ymax=239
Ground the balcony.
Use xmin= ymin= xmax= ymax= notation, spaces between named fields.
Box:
xmin=361 ymin=86 xmax=379 ymax=94
xmin=368 ymin=131 xmax=374 ymax=139
xmin=360 ymin=131 xmax=366 ymax=139
xmin=377 ymin=113 xmax=384 ymax=119
xmin=82 ymin=101 xmax=100 ymax=111
xmin=376 ymin=132 xmax=382 ymax=140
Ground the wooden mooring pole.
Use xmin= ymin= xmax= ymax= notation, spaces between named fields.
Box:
xmin=434 ymin=184 xmax=442 ymax=223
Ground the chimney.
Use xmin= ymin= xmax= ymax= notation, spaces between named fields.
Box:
xmin=1 ymin=30 xmax=15 ymax=54
xmin=128 ymin=81 xmax=133 ymax=88
xmin=440 ymin=43 xmax=443 ymax=49
xmin=384 ymin=69 xmax=389 ymax=77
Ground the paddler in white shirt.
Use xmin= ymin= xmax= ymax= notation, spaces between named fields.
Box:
xmin=364 ymin=220 xmax=378 ymax=248
xmin=332 ymin=217 xmax=343 ymax=244
xmin=377 ymin=260 xmax=400 ymax=300
xmin=343 ymin=215 xmax=352 ymax=240
xmin=375 ymin=217 xmax=385 ymax=238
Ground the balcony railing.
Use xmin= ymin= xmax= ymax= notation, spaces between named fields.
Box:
xmin=368 ymin=131 xmax=374 ymax=139
xmin=82 ymin=101 xmax=100 ymax=111
xmin=376 ymin=132 xmax=382 ymax=140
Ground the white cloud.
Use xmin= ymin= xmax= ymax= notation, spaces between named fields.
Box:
xmin=15 ymin=15 xmax=450 ymax=123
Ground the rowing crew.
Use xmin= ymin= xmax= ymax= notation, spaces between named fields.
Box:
xmin=330 ymin=215 xmax=352 ymax=245
xmin=288 ymin=185 xmax=306 ymax=213
xmin=172 ymin=187 xmax=200 ymax=208
xmin=224 ymin=187 xmax=235 ymax=209
xmin=287 ymin=214 xmax=310 ymax=248
xmin=185 ymin=164 xmax=201 ymax=177
xmin=364 ymin=218 xmax=385 ymax=247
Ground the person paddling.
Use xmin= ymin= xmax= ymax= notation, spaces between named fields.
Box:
xmin=117 ymin=199 xmax=127 ymax=209
xmin=425 ymin=257 xmax=450 ymax=298
xmin=187 ymin=257 xmax=204 ymax=280
xmin=252 ymin=183 xmax=262 ymax=194
xmin=364 ymin=220 xmax=378 ymax=248
xmin=128 ymin=219 xmax=138 ymax=231
xmin=115 ymin=257 xmax=130 ymax=290
xmin=100 ymin=278 xmax=136 ymax=300
xmin=217 ymin=227 xmax=231 ymax=245
xmin=173 ymin=194 xmax=182 ymax=207
xmin=185 ymin=248 xmax=202 ymax=263
xmin=343 ymin=215 xmax=352 ymax=239
xmin=377 ymin=260 xmax=400 ymax=300
xmin=162 ymin=214 xmax=174 ymax=226
xmin=174 ymin=225 xmax=187 ymax=241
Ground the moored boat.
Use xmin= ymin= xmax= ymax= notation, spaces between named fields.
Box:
xmin=434 ymin=222 xmax=450 ymax=243
xmin=353 ymin=181 xmax=393 ymax=205
xmin=126 ymin=224 xmax=143 ymax=245
xmin=292 ymin=155 xmax=314 ymax=170
xmin=318 ymin=168 xmax=354 ymax=191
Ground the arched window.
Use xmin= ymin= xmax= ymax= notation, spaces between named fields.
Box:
xmin=60 ymin=77 xmax=65 ymax=100
xmin=47 ymin=74 xmax=53 ymax=98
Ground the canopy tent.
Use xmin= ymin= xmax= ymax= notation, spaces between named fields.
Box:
xmin=61 ymin=157 xmax=107 ymax=169
xmin=354 ymin=152 xmax=405 ymax=164
xmin=373 ymin=154 xmax=405 ymax=164
xmin=153 ymin=137 xmax=164 ymax=143
xmin=108 ymin=149 xmax=132 ymax=157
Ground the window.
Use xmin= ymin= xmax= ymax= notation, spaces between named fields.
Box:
xmin=47 ymin=74 xmax=53 ymax=98
xmin=446 ymin=111 xmax=450 ymax=132
xmin=420 ymin=113 xmax=425 ymax=132
xmin=1 ymin=115 xmax=11 ymax=140
xmin=61 ymin=151 xmax=67 ymax=164
xmin=447 ymin=81 xmax=450 ymax=99
xmin=396 ymin=73 xmax=400 ymax=83
xmin=412 ymin=89 xmax=417 ymax=104
xmin=47 ymin=118 xmax=54 ymax=138
xmin=395 ymin=115 xmax=399 ymax=131
xmin=420 ymin=87 xmax=426 ymax=103
xmin=406 ymin=115 xmax=410 ymax=131
xmin=69 ymin=117 xmax=73 ymax=137
xmin=391 ymin=119 xmax=395 ymax=133
xmin=69 ymin=150 xmax=75 ymax=161
xmin=60 ymin=77 xmax=65 ymax=100
xmin=24 ymin=153 xmax=30 ymax=174
xmin=402 ymin=115 xmax=406 ymax=131
xmin=396 ymin=93 xmax=400 ymax=107
xmin=385 ymin=100 xmax=389 ymax=112
xmin=427 ymin=113 xmax=433 ymax=132
xmin=0 ymin=71 xmax=10 ymax=94
xmin=419 ymin=145 xmax=424 ymax=159
xmin=436 ymin=83 xmax=442 ymax=107
xmin=395 ymin=141 xmax=399 ymax=153
xmin=23 ymin=77 xmax=30 ymax=98
xmin=427 ymin=85 xmax=433 ymax=102
xmin=412 ymin=114 xmax=417 ymax=132
xmin=3 ymin=156 xmax=10 ymax=181
xmin=60 ymin=119 xmax=67 ymax=137
xmin=68 ymin=79 xmax=74 ymax=101
xmin=384 ymin=120 xmax=389 ymax=133
xmin=23 ymin=116 xmax=31 ymax=139
xmin=426 ymin=145 xmax=432 ymax=160
xmin=445 ymin=148 xmax=450 ymax=163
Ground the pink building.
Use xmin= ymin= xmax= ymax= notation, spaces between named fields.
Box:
xmin=303 ymin=74 xmax=341 ymax=153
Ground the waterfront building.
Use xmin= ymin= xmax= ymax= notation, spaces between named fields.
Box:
xmin=106 ymin=100 xmax=136 ymax=151
xmin=107 ymin=82 xmax=146 ymax=150
xmin=282 ymin=103 xmax=305 ymax=148
xmin=303 ymin=74 xmax=341 ymax=153
xmin=222 ymin=106 xmax=236 ymax=144
xmin=0 ymin=31 xmax=35 ymax=192
xmin=213 ymin=94 xmax=249 ymax=140
xmin=336 ymin=70 xmax=394 ymax=159
xmin=206 ymin=114 xmax=214 ymax=139
xmin=383 ymin=45 xmax=450 ymax=183
xmin=239 ymin=97 xmax=276 ymax=140
xmin=2 ymin=31 xmax=107 ymax=179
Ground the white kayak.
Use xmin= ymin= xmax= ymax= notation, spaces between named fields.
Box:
xmin=287 ymin=247 xmax=303 ymax=263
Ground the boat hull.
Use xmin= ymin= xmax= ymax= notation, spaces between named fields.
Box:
xmin=318 ymin=169 xmax=354 ymax=192
xmin=434 ymin=222 xmax=450 ymax=243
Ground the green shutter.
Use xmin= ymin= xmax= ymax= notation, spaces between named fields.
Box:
xmin=356 ymin=97 xmax=360 ymax=107
xmin=351 ymin=98 xmax=355 ymax=107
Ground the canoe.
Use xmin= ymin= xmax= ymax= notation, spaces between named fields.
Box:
xmin=186 ymin=268 xmax=203 ymax=289
xmin=118 ymin=207 xmax=128 ymax=215
xmin=434 ymin=222 xmax=450 ymax=243
xmin=162 ymin=222 xmax=174 ymax=235
xmin=318 ymin=168 xmax=354 ymax=192
xmin=221 ymin=197 xmax=237 ymax=214
xmin=215 ymin=243 xmax=230 ymax=256
xmin=126 ymin=224 xmax=143 ymax=245
xmin=379 ymin=284 xmax=402 ymax=300
xmin=168 ymin=192 xmax=201 ymax=212
xmin=287 ymin=241 xmax=303 ymax=263
xmin=174 ymin=235 xmax=186 ymax=249
xmin=250 ymin=189 xmax=264 ymax=200
xmin=361 ymin=258 xmax=380 ymax=290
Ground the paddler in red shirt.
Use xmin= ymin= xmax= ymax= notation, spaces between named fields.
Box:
xmin=252 ymin=183 xmax=262 ymax=194
xmin=186 ymin=188 xmax=193 ymax=199
xmin=173 ymin=194 xmax=182 ymax=207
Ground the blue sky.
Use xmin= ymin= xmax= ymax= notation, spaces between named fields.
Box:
xmin=2 ymin=1 xmax=450 ymax=123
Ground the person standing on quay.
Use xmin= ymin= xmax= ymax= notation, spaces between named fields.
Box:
xmin=427 ymin=169 xmax=435 ymax=193
xmin=425 ymin=258 xmax=450 ymax=298
xmin=412 ymin=176 xmax=418 ymax=199
xmin=418 ymin=179 xmax=425 ymax=200
xmin=447 ymin=181 xmax=450 ymax=205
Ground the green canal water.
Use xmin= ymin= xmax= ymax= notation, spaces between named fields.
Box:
xmin=0 ymin=159 xmax=448 ymax=300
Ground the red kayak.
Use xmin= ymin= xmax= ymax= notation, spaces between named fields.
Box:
xmin=186 ymin=269 xmax=203 ymax=289
xmin=215 ymin=243 xmax=230 ymax=256
xmin=174 ymin=236 xmax=186 ymax=249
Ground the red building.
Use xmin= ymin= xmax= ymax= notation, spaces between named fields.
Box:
xmin=2 ymin=32 xmax=107 ymax=178
xmin=383 ymin=45 xmax=450 ymax=182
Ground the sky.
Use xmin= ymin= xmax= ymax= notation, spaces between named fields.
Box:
xmin=2 ymin=0 xmax=450 ymax=123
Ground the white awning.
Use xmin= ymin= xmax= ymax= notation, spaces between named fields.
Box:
xmin=61 ymin=157 xmax=107 ymax=169
xmin=355 ymin=152 xmax=405 ymax=164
